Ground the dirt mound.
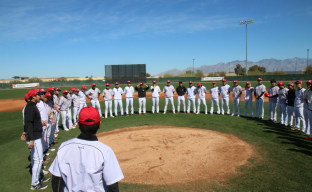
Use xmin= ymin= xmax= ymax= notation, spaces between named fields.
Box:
xmin=97 ymin=126 xmax=253 ymax=185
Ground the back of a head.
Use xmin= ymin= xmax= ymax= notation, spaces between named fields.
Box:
xmin=78 ymin=107 xmax=101 ymax=135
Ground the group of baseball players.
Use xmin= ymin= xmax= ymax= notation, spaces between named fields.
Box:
xmin=21 ymin=77 xmax=312 ymax=191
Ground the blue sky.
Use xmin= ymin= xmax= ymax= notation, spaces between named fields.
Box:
xmin=0 ymin=0 xmax=311 ymax=78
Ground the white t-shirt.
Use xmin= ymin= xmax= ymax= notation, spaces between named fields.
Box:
xmin=151 ymin=85 xmax=161 ymax=97
xmin=219 ymin=84 xmax=230 ymax=98
xmin=78 ymin=91 xmax=86 ymax=104
xmin=163 ymin=85 xmax=175 ymax=98
xmin=112 ymin=87 xmax=124 ymax=100
xmin=49 ymin=138 xmax=124 ymax=192
xmin=278 ymin=88 xmax=289 ymax=104
xmin=303 ymin=89 xmax=312 ymax=110
xmin=254 ymin=84 xmax=266 ymax=99
xmin=36 ymin=100 xmax=48 ymax=122
xmin=210 ymin=87 xmax=220 ymax=99
xmin=124 ymin=86 xmax=134 ymax=98
xmin=244 ymin=87 xmax=254 ymax=101
xmin=186 ymin=86 xmax=196 ymax=99
xmin=195 ymin=86 xmax=207 ymax=99
xmin=86 ymin=88 xmax=101 ymax=101
xmin=295 ymin=88 xmax=306 ymax=107
xmin=231 ymin=85 xmax=243 ymax=98
xmin=268 ymin=86 xmax=279 ymax=103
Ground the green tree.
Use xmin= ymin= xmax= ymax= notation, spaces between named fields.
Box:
xmin=248 ymin=65 xmax=266 ymax=74
xmin=218 ymin=71 xmax=227 ymax=76
xmin=185 ymin=70 xmax=194 ymax=76
xmin=234 ymin=64 xmax=246 ymax=76
xmin=10 ymin=80 xmax=22 ymax=83
xmin=208 ymin=72 xmax=214 ymax=77
xmin=195 ymin=70 xmax=204 ymax=77
xmin=28 ymin=77 xmax=42 ymax=82
xmin=89 ymin=75 xmax=93 ymax=80
xmin=163 ymin=73 xmax=174 ymax=78
xmin=85 ymin=76 xmax=88 ymax=78
xmin=146 ymin=73 xmax=151 ymax=77
xmin=57 ymin=77 xmax=67 ymax=81
xmin=304 ymin=65 xmax=312 ymax=74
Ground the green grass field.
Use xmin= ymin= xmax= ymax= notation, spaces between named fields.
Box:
xmin=1 ymin=96 xmax=312 ymax=192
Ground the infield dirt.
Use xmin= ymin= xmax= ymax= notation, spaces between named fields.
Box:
xmin=97 ymin=126 xmax=253 ymax=185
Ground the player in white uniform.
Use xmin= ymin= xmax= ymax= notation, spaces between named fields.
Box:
xmin=58 ymin=90 xmax=74 ymax=131
xmin=124 ymin=80 xmax=134 ymax=116
xmin=78 ymin=86 xmax=87 ymax=116
xmin=112 ymin=82 xmax=124 ymax=117
xmin=186 ymin=81 xmax=196 ymax=114
xmin=68 ymin=87 xmax=75 ymax=127
xmin=303 ymin=81 xmax=311 ymax=135
xmin=195 ymin=83 xmax=207 ymax=114
xmin=44 ymin=92 xmax=57 ymax=151
xmin=102 ymin=83 xmax=114 ymax=118
xmin=151 ymin=80 xmax=161 ymax=114
xmin=254 ymin=78 xmax=266 ymax=119
xmin=294 ymin=80 xmax=306 ymax=133
xmin=303 ymin=80 xmax=312 ymax=140
xmin=277 ymin=81 xmax=288 ymax=125
xmin=53 ymin=87 xmax=61 ymax=133
xmin=36 ymin=89 xmax=49 ymax=156
xmin=210 ymin=82 xmax=220 ymax=115
xmin=219 ymin=78 xmax=231 ymax=115
xmin=71 ymin=89 xmax=80 ymax=125
xmin=243 ymin=82 xmax=254 ymax=117
xmin=86 ymin=83 xmax=102 ymax=117
xmin=268 ymin=79 xmax=279 ymax=122
xmin=163 ymin=80 xmax=175 ymax=114
xmin=49 ymin=106 xmax=124 ymax=192
xmin=231 ymin=80 xmax=243 ymax=117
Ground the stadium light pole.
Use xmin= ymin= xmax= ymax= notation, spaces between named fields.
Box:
xmin=295 ymin=57 xmax=297 ymax=73
xmin=193 ymin=59 xmax=195 ymax=76
xmin=308 ymin=49 xmax=309 ymax=74
xmin=239 ymin=19 xmax=253 ymax=76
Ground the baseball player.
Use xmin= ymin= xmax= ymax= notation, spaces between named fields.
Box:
xmin=176 ymin=81 xmax=186 ymax=114
xmin=254 ymin=78 xmax=266 ymax=119
xmin=231 ymin=80 xmax=243 ymax=117
xmin=112 ymin=82 xmax=124 ymax=117
xmin=78 ymin=86 xmax=87 ymax=116
xmin=210 ymin=82 xmax=220 ymax=115
xmin=49 ymin=106 xmax=124 ymax=192
xmin=124 ymin=80 xmax=134 ymax=116
xmin=24 ymin=89 xmax=48 ymax=190
xmin=219 ymin=78 xmax=231 ymax=115
xmin=36 ymin=89 xmax=49 ymax=156
xmin=151 ymin=80 xmax=161 ymax=114
xmin=268 ymin=79 xmax=279 ymax=122
xmin=71 ymin=89 xmax=80 ymax=125
xmin=293 ymin=80 xmax=306 ymax=133
xmin=68 ymin=87 xmax=75 ymax=123
xmin=86 ymin=83 xmax=102 ymax=117
xmin=286 ymin=82 xmax=296 ymax=127
xmin=53 ymin=87 xmax=61 ymax=134
xmin=43 ymin=92 xmax=56 ymax=152
xmin=186 ymin=81 xmax=196 ymax=114
xmin=243 ymin=82 xmax=254 ymax=117
xmin=135 ymin=82 xmax=149 ymax=115
xmin=303 ymin=81 xmax=311 ymax=135
xmin=21 ymin=93 xmax=30 ymax=144
xmin=58 ymin=90 xmax=74 ymax=131
xmin=303 ymin=80 xmax=312 ymax=140
xmin=277 ymin=82 xmax=288 ymax=125
xmin=163 ymin=80 xmax=175 ymax=114
xmin=102 ymin=83 xmax=114 ymax=118
xmin=195 ymin=83 xmax=207 ymax=114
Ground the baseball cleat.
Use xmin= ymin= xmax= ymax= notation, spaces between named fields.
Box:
xmin=300 ymin=131 xmax=306 ymax=135
xmin=144 ymin=113 xmax=147 ymax=115
xmin=30 ymin=183 xmax=48 ymax=190
xmin=42 ymin=170 xmax=49 ymax=175
xmin=163 ymin=112 xmax=166 ymax=114
xmin=43 ymin=160 xmax=49 ymax=164
xmin=45 ymin=153 xmax=50 ymax=156
xmin=64 ymin=129 xmax=69 ymax=131
xmin=176 ymin=112 xmax=179 ymax=114
xmin=40 ymin=177 xmax=50 ymax=183
xmin=237 ymin=115 xmax=240 ymax=117
xmin=193 ymin=112 xmax=196 ymax=114
xmin=305 ymin=137 xmax=312 ymax=140
xmin=139 ymin=113 xmax=141 ymax=115
xmin=231 ymin=114 xmax=234 ymax=116
xmin=48 ymin=148 xmax=55 ymax=151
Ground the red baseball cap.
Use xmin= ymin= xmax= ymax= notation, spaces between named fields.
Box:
xmin=167 ymin=80 xmax=171 ymax=83
xmin=115 ymin=82 xmax=119 ymax=85
xmin=189 ymin=81 xmax=193 ymax=84
xmin=78 ymin=106 xmax=100 ymax=125
xmin=212 ymin=81 xmax=216 ymax=84
xmin=288 ymin=82 xmax=294 ymax=86
xmin=39 ymin=88 xmax=46 ymax=93
xmin=24 ymin=93 xmax=29 ymax=100
xmin=295 ymin=80 xmax=302 ymax=84
xmin=106 ymin=83 xmax=110 ymax=86
xmin=264 ymin=92 xmax=270 ymax=97
xmin=179 ymin=81 xmax=182 ymax=83
xmin=233 ymin=80 xmax=238 ymax=83
xmin=246 ymin=82 xmax=251 ymax=85
xmin=307 ymin=80 xmax=312 ymax=84
xmin=63 ymin=90 xmax=69 ymax=94
xmin=75 ymin=89 xmax=79 ymax=92
xmin=54 ymin=87 xmax=61 ymax=91
xmin=91 ymin=83 xmax=96 ymax=86
xmin=47 ymin=87 xmax=54 ymax=92
xmin=222 ymin=78 xmax=226 ymax=82
xmin=258 ymin=78 xmax=263 ymax=81
xmin=45 ymin=92 xmax=51 ymax=97
xmin=28 ymin=89 xmax=40 ymax=97
xmin=81 ymin=86 xmax=86 ymax=90
xmin=197 ymin=83 xmax=201 ymax=86
xmin=70 ymin=87 xmax=75 ymax=91
xmin=127 ymin=80 xmax=131 ymax=84
xmin=140 ymin=82 xmax=143 ymax=85
xmin=153 ymin=80 xmax=156 ymax=84
xmin=278 ymin=81 xmax=284 ymax=86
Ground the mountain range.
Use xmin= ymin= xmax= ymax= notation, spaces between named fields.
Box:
xmin=157 ymin=58 xmax=309 ymax=76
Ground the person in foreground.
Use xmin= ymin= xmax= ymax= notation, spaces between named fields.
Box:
xmin=49 ymin=106 xmax=124 ymax=192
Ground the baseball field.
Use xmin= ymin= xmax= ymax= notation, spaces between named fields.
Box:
xmin=1 ymin=81 xmax=312 ymax=192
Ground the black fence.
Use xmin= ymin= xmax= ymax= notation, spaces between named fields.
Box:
xmin=105 ymin=64 xmax=146 ymax=84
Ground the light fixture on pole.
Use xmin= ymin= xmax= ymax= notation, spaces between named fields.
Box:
xmin=295 ymin=57 xmax=297 ymax=73
xmin=308 ymin=49 xmax=310 ymax=74
xmin=239 ymin=19 xmax=253 ymax=76
xmin=193 ymin=59 xmax=195 ymax=76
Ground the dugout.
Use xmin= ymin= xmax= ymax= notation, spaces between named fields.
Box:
xmin=105 ymin=64 xmax=146 ymax=84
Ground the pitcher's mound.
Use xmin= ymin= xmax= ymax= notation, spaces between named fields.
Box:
xmin=97 ymin=126 xmax=253 ymax=185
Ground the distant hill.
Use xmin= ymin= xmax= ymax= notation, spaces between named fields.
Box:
xmin=157 ymin=58 xmax=308 ymax=76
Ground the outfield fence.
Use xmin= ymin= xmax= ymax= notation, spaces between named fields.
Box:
xmin=1 ymin=74 xmax=312 ymax=89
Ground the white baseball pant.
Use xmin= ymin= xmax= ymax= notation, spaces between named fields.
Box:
xmin=73 ymin=107 xmax=79 ymax=124
xmin=114 ymin=99 xmax=124 ymax=116
xmin=197 ymin=98 xmax=207 ymax=114
xmin=91 ymin=100 xmax=102 ymax=117
xmin=232 ymin=97 xmax=241 ymax=116
xmin=164 ymin=97 xmax=175 ymax=113
xmin=152 ymin=97 xmax=159 ymax=113
xmin=104 ymin=100 xmax=113 ymax=118
xmin=61 ymin=110 xmax=73 ymax=130
xmin=295 ymin=106 xmax=305 ymax=131
xmin=221 ymin=97 xmax=230 ymax=115
xmin=255 ymin=98 xmax=264 ymax=118
xmin=187 ymin=98 xmax=196 ymax=113
xmin=244 ymin=100 xmax=253 ymax=117
xmin=43 ymin=124 xmax=51 ymax=151
xmin=126 ymin=98 xmax=134 ymax=115
xmin=210 ymin=98 xmax=220 ymax=114
xmin=138 ymin=97 xmax=146 ymax=114
xmin=304 ymin=108 xmax=310 ymax=134
xmin=30 ymin=138 xmax=43 ymax=186
xmin=177 ymin=96 xmax=186 ymax=113
xmin=53 ymin=111 xmax=60 ymax=133
xmin=78 ymin=103 xmax=87 ymax=117
xmin=308 ymin=110 xmax=312 ymax=138
xmin=287 ymin=106 xmax=295 ymax=126
xmin=41 ymin=125 xmax=47 ymax=154
xmin=278 ymin=104 xmax=288 ymax=125
xmin=268 ymin=102 xmax=278 ymax=121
